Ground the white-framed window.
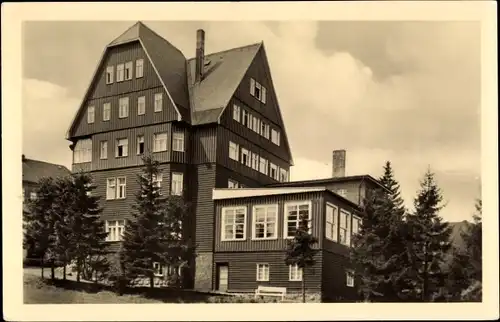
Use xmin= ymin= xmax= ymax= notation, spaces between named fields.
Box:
xmin=172 ymin=132 xmax=185 ymax=152
xmin=103 ymin=102 xmax=111 ymax=121
xmin=242 ymin=109 xmax=249 ymax=127
xmin=233 ymin=104 xmax=240 ymax=122
xmin=105 ymin=220 xmax=125 ymax=242
xmin=137 ymin=96 xmax=146 ymax=115
xmin=252 ymin=205 xmax=278 ymax=240
xmin=116 ymin=63 xmax=124 ymax=82
xmin=117 ymin=177 xmax=126 ymax=199
xmin=171 ymin=172 xmax=183 ymax=196
xmin=251 ymin=152 xmax=259 ymax=171
xmin=346 ymin=270 xmax=355 ymax=287
xmin=271 ymin=129 xmax=280 ymax=146
xmin=106 ymin=66 xmax=114 ymax=84
xmin=87 ymin=106 xmax=95 ymax=124
xmin=118 ymin=97 xmax=129 ymax=118
xmin=259 ymin=157 xmax=268 ymax=175
xmin=241 ymin=148 xmax=250 ymax=167
xmin=239 ymin=184 xmax=247 ymax=188
xmin=115 ymin=138 xmax=128 ymax=157
xmin=137 ymin=135 xmax=145 ymax=155
xmin=154 ymin=93 xmax=163 ymax=112
xmin=106 ymin=178 xmax=116 ymax=200
xmin=339 ymin=210 xmax=351 ymax=246
xmin=229 ymin=141 xmax=239 ymax=161
xmin=221 ymin=206 xmax=246 ymax=241
xmin=279 ymin=168 xmax=289 ymax=182
xmin=247 ymin=114 xmax=253 ymax=130
xmin=250 ymin=78 xmax=267 ymax=104
xmin=337 ymin=189 xmax=347 ymax=198
xmin=325 ymin=203 xmax=339 ymax=242
xmin=270 ymin=163 xmax=278 ymax=180
xmin=284 ymin=201 xmax=312 ymax=238
xmin=153 ymin=132 xmax=168 ymax=152
xmin=256 ymin=263 xmax=270 ymax=282
xmin=228 ymin=179 xmax=239 ymax=189
xmin=30 ymin=192 xmax=37 ymax=201
xmin=253 ymin=116 xmax=260 ymax=133
xmin=153 ymin=262 xmax=163 ymax=276
xmin=153 ymin=173 xmax=163 ymax=194
xmin=73 ymin=139 xmax=92 ymax=164
xmin=135 ymin=59 xmax=144 ymax=78
xmin=352 ymin=215 xmax=361 ymax=237
xmin=100 ymin=141 xmax=108 ymax=160
xmin=124 ymin=61 xmax=133 ymax=80
xmin=289 ymin=264 xmax=303 ymax=281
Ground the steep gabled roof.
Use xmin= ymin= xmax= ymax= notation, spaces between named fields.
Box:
xmin=186 ymin=43 xmax=262 ymax=125
xmin=22 ymin=156 xmax=71 ymax=184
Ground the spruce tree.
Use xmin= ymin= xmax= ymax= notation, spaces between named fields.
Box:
xmin=284 ymin=211 xmax=319 ymax=303
xmin=403 ymin=168 xmax=452 ymax=302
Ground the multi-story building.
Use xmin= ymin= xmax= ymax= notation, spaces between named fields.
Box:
xmin=22 ymin=154 xmax=71 ymax=259
xmin=65 ymin=21 xmax=385 ymax=299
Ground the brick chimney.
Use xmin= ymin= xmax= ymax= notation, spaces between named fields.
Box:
xmin=332 ymin=150 xmax=346 ymax=178
xmin=195 ymin=29 xmax=205 ymax=83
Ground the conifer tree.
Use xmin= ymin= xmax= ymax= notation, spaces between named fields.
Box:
xmin=403 ymin=168 xmax=452 ymax=302
xmin=284 ymin=211 xmax=319 ymax=303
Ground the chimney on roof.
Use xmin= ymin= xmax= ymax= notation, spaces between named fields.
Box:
xmin=332 ymin=150 xmax=346 ymax=178
xmin=195 ymin=29 xmax=205 ymax=83
xmin=22 ymin=154 xmax=26 ymax=162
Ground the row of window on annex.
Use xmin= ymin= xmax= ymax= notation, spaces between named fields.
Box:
xmin=105 ymin=59 xmax=144 ymax=85
xmin=228 ymin=141 xmax=289 ymax=183
xmin=73 ymin=131 xmax=185 ymax=164
xmin=86 ymin=92 xmax=165 ymax=124
xmin=232 ymin=103 xmax=281 ymax=147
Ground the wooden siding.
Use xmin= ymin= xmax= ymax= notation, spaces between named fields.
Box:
xmin=215 ymin=164 xmax=274 ymax=189
xmin=72 ymin=41 xmax=177 ymax=138
xmin=216 ymin=126 xmax=288 ymax=184
xmin=190 ymin=125 xmax=217 ymax=165
xmin=190 ymin=163 xmax=217 ymax=252
xmin=321 ymin=250 xmax=358 ymax=302
xmin=213 ymin=251 xmax=322 ymax=293
xmin=214 ymin=191 xmax=324 ymax=252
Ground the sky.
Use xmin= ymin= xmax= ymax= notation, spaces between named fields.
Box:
xmin=22 ymin=20 xmax=481 ymax=223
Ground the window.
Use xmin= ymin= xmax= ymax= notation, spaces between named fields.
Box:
xmin=228 ymin=179 xmax=239 ymax=188
xmin=233 ymin=104 xmax=240 ymax=122
xmin=346 ymin=270 xmax=355 ymax=287
xmin=119 ymin=97 xmax=129 ymax=118
xmin=325 ymin=203 xmax=338 ymax=242
xmin=339 ymin=210 xmax=351 ymax=246
xmin=100 ymin=141 xmax=108 ymax=160
xmin=284 ymin=202 xmax=312 ymax=238
xmin=251 ymin=152 xmax=259 ymax=171
xmin=154 ymin=93 xmax=163 ymax=112
xmin=106 ymin=178 xmax=116 ymax=200
xmin=336 ymin=189 xmax=347 ymax=198
xmin=247 ymin=114 xmax=253 ymax=130
xmin=153 ymin=262 xmax=163 ymax=276
xmin=352 ymin=216 xmax=361 ymax=236
xmin=271 ymin=129 xmax=280 ymax=146
xmin=136 ymin=59 xmax=144 ymax=78
xmin=116 ymin=63 xmax=124 ymax=82
xmin=153 ymin=133 xmax=168 ymax=152
xmin=87 ymin=106 xmax=95 ymax=124
xmin=250 ymin=78 xmax=267 ymax=104
xmin=221 ymin=207 xmax=246 ymax=241
xmin=253 ymin=116 xmax=260 ymax=133
xmin=289 ymin=264 xmax=303 ymax=281
xmin=105 ymin=220 xmax=125 ymax=242
xmin=241 ymin=148 xmax=250 ymax=167
xmin=137 ymin=135 xmax=145 ymax=155
xmin=229 ymin=141 xmax=239 ymax=161
xmin=73 ymin=139 xmax=92 ymax=163
xmin=106 ymin=66 xmax=114 ymax=84
xmin=171 ymin=172 xmax=183 ymax=196
xmin=259 ymin=157 xmax=268 ymax=175
xmin=124 ymin=61 xmax=133 ymax=80
xmin=115 ymin=138 xmax=128 ymax=157
xmin=153 ymin=173 xmax=163 ymax=194
xmin=270 ymin=163 xmax=278 ymax=180
xmin=262 ymin=123 xmax=270 ymax=139
xmin=279 ymin=168 xmax=288 ymax=182
xmin=30 ymin=192 xmax=37 ymax=201
xmin=252 ymin=205 xmax=278 ymax=240
xmin=256 ymin=264 xmax=270 ymax=282
xmin=117 ymin=177 xmax=126 ymax=199
xmin=172 ymin=132 xmax=185 ymax=152
xmin=242 ymin=110 xmax=249 ymax=127
xmin=137 ymin=96 xmax=145 ymax=115
xmin=103 ymin=103 xmax=111 ymax=121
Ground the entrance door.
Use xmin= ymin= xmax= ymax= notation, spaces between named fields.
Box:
xmin=216 ymin=264 xmax=229 ymax=292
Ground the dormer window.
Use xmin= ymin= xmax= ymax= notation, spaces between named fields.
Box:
xmin=250 ymin=78 xmax=267 ymax=104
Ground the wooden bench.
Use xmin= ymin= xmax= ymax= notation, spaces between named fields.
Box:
xmin=254 ymin=286 xmax=287 ymax=301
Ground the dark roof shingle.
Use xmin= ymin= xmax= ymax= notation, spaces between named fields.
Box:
xmin=22 ymin=157 xmax=71 ymax=184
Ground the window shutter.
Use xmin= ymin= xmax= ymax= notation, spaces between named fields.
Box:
xmin=262 ymin=87 xmax=267 ymax=104
xmin=250 ymin=78 xmax=255 ymax=96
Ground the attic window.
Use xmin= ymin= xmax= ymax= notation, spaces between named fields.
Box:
xmin=250 ymin=78 xmax=267 ymax=104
